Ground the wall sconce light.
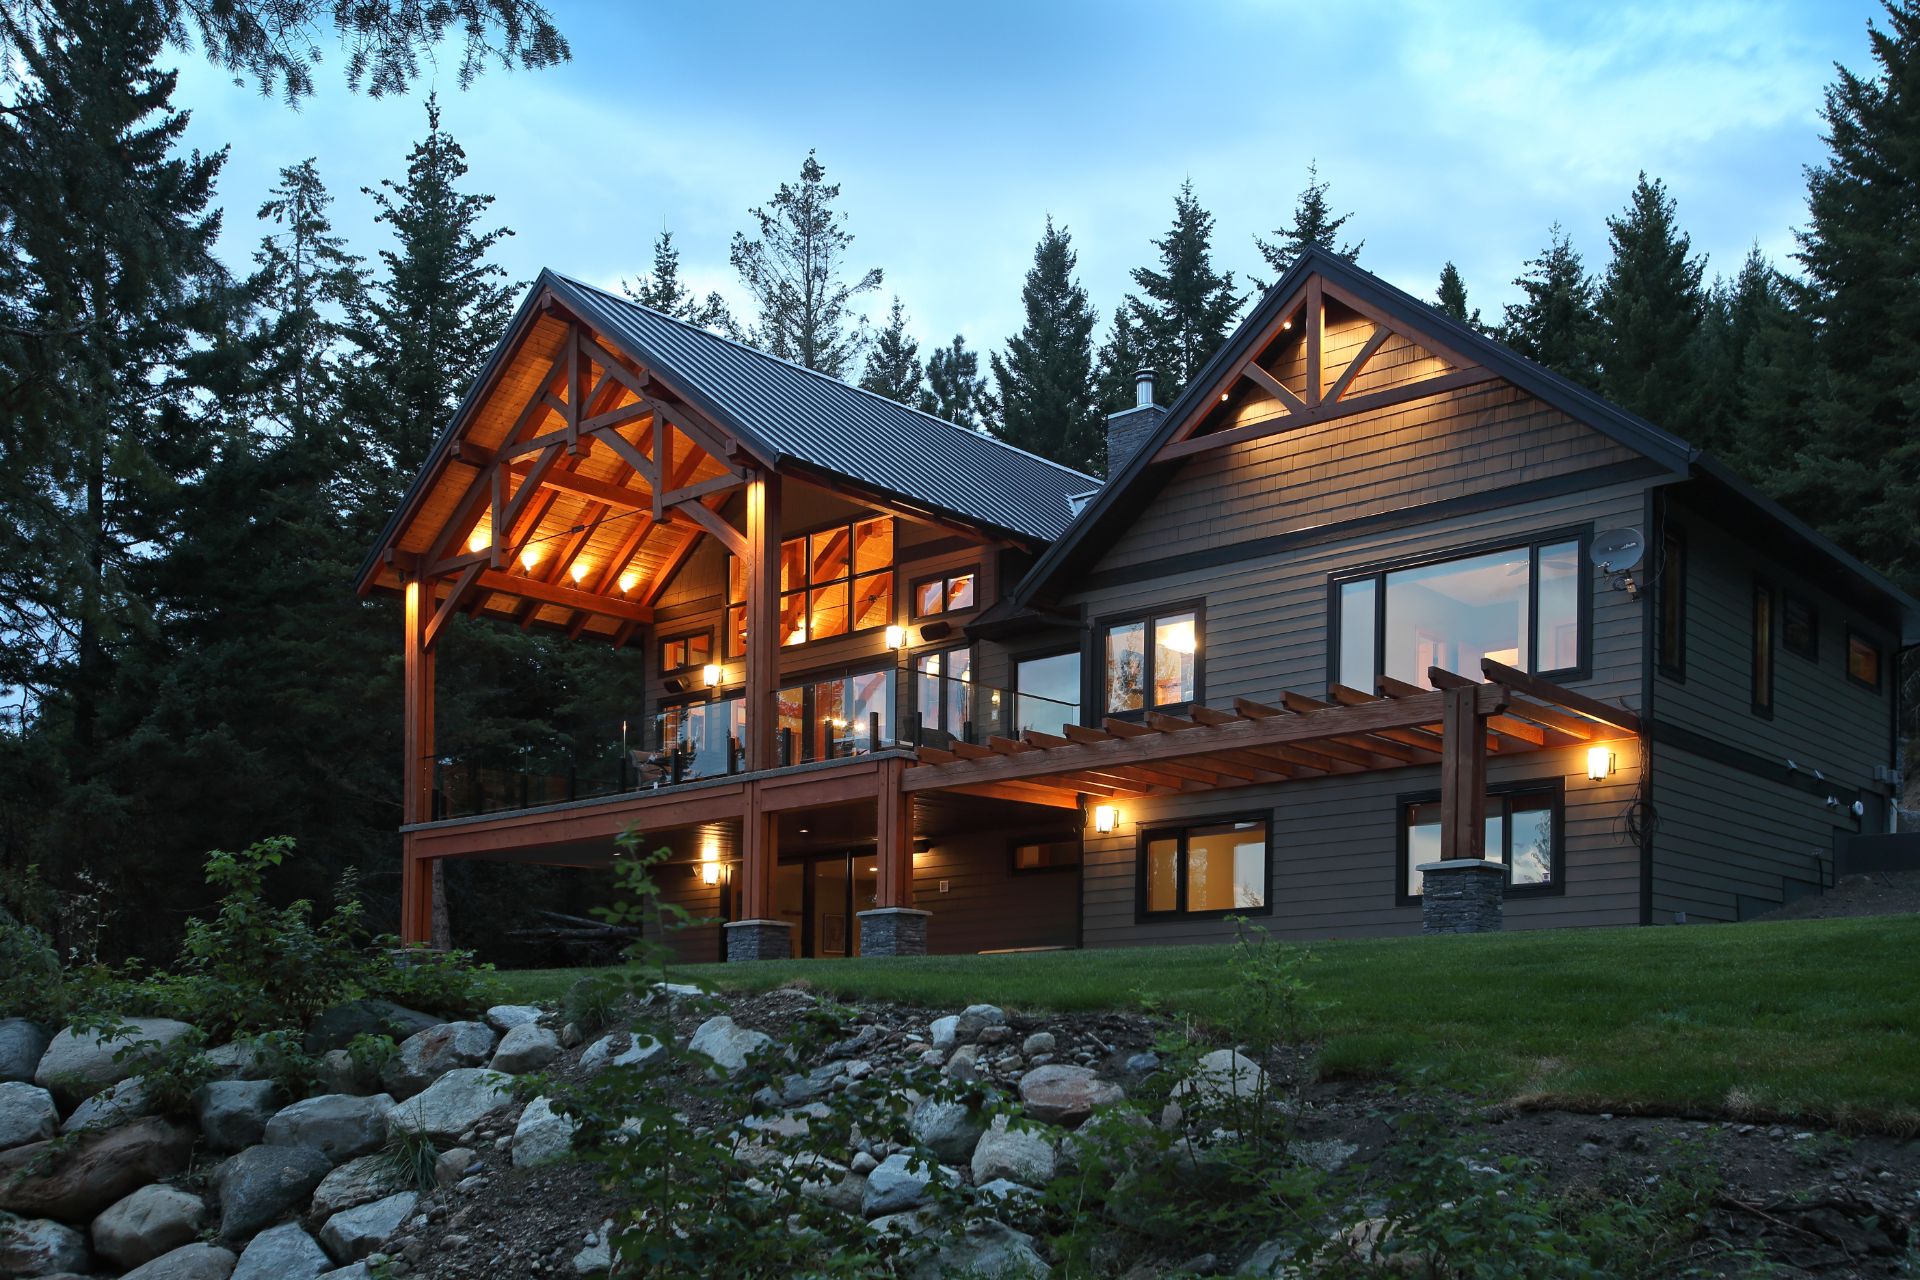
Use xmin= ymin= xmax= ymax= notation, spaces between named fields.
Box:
xmin=1092 ymin=804 xmax=1119 ymax=834
xmin=1586 ymin=747 xmax=1616 ymax=782
xmin=884 ymin=624 xmax=907 ymax=649
xmin=701 ymin=861 xmax=722 ymax=886
xmin=702 ymin=663 xmax=724 ymax=688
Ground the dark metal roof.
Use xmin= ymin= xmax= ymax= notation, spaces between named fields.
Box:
xmin=547 ymin=273 xmax=1096 ymax=542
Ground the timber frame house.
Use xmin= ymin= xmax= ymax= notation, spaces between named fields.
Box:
xmin=359 ymin=251 xmax=1915 ymax=959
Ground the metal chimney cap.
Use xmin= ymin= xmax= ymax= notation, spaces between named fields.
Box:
xmin=1133 ymin=367 xmax=1154 ymax=408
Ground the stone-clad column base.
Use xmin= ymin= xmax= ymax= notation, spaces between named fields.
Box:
xmin=724 ymin=919 xmax=794 ymax=962
xmin=855 ymin=907 xmax=931 ymax=957
xmin=1417 ymin=860 xmax=1506 ymax=934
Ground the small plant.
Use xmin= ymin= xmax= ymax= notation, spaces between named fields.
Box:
xmin=561 ymin=972 xmax=623 ymax=1035
xmin=383 ymin=1123 xmax=442 ymax=1194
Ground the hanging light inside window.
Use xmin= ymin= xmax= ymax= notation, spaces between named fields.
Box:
xmin=1586 ymin=747 xmax=1617 ymax=782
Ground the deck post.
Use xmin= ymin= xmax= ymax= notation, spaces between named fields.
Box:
xmin=401 ymin=574 xmax=437 ymax=945
xmin=859 ymin=757 xmax=928 ymax=956
xmin=726 ymin=781 xmax=793 ymax=961
xmin=742 ymin=470 xmax=781 ymax=773
xmin=1424 ymin=681 xmax=1502 ymax=933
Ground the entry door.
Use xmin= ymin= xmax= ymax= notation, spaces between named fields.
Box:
xmin=771 ymin=853 xmax=880 ymax=957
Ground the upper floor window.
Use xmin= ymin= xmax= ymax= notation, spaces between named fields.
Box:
xmin=1335 ymin=536 xmax=1583 ymax=692
xmin=1014 ymin=650 xmax=1081 ymax=738
xmin=914 ymin=647 xmax=974 ymax=739
xmin=1847 ymin=629 xmax=1882 ymax=692
xmin=727 ymin=517 xmax=894 ymax=655
xmin=660 ymin=630 xmax=712 ymax=674
xmin=1400 ymin=783 xmax=1561 ymax=901
xmin=1101 ymin=608 xmax=1200 ymax=716
xmin=1751 ymin=578 xmax=1775 ymax=717
xmin=1782 ymin=594 xmax=1818 ymax=662
xmin=911 ymin=569 xmax=977 ymax=618
xmin=1656 ymin=527 xmax=1685 ymax=679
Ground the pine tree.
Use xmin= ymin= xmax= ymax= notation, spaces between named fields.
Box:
xmin=1094 ymin=306 xmax=1152 ymax=415
xmin=920 ymin=335 xmax=987 ymax=430
xmin=346 ymin=95 xmax=516 ymax=493
xmin=1254 ymin=160 xmax=1363 ymax=282
xmin=1692 ymin=248 xmax=1817 ymax=469
xmin=1123 ymin=181 xmax=1241 ymax=403
xmin=987 ymin=219 xmax=1101 ymax=473
xmin=1596 ymin=173 xmax=1707 ymax=431
xmin=622 ymin=229 xmax=733 ymax=332
xmin=729 ymin=150 xmax=882 ymax=377
xmin=1435 ymin=262 xmax=1483 ymax=330
xmin=1499 ymin=226 xmax=1602 ymax=388
xmin=859 ymin=297 xmax=924 ymax=403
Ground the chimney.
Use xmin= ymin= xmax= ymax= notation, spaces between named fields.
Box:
xmin=1105 ymin=366 xmax=1164 ymax=477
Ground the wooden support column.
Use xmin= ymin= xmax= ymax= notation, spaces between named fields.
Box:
xmin=1438 ymin=682 xmax=1487 ymax=860
xmin=742 ymin=470 xmax=782 ymax=772
xmin=725 ymin=782 xmax=793 ymax=961
xmin=859 ymin=756 xmax=928 ymax=955
xmin=400 ymin=575 xmax=437 ymax=945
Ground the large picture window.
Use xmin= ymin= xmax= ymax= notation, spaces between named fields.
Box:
xmin=1138 ymin=817 xmax=1269 ymax=919
xmin=1334 ymin=535 xmax=1584 ymax=692
xmin=1101 ymin=607 xmax=1200 ymax=716
xmin=1398 ymin=782 xmax=1562 ymax=901
xmin=727 ymin=517 xmax=894 ymax=656
xmin=1014 ymin=650 xmax=1080 ymax=738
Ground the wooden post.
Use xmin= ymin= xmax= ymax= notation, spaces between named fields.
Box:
xmin=875 ymin=757 xmax=914 ymax=909
xmin=740 ymin=786 xmax=778 ymax=921
xmin=401 ymin=575 xmax=437 ymax=944
xmin=1438 ymin=682 xmax=1487 ymax=860
xmin=742 ymin=470 xmax=781 ymax=773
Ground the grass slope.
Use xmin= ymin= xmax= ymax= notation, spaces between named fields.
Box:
xmin=496 ymin=915 xmax=1920 ymax=1132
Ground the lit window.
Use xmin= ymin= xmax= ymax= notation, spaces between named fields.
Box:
xmin=1402 ymin=786 xmax=1559 ymax=900
xmin=914 ymin=648 xmax=973 ymax=738
xmin=1012 ymin=839 xmax=1081 ymax=873
xmin=1138 ymin=818 xmax=1268 ymax=918
xmin=773 ymin=668 xmax=896 ymax=763
xmin=1101 ymin=609 xmax=1198 ymax=715
xmin=912 ymin=569 xmax=979 ymax=618
xmin=659 ymin=631 xmax=712 ymax=674
xmin=1847 ymin=630 xmax=1882 ymax=692
xmin=728 ymin=517 xmax=894 ymax=655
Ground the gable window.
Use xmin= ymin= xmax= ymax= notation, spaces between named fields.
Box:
xmin=1014 ymin=650 xmax=1081 ymax=738
xmin=1334 ymin=535 xmax=1584 ymax=692
xmin=1846 ymin=630 xmax=1882 ymax=692
xmin=1656 ymin=527 xmax=1686 ymax=679
xmin=727 ymin=517 xmax=894 ymax=655
xmin=911 ymin=569 xmax=978 ymax=618
xmin=1400 ymin=782 xmax=1561 ymax=901
xmin=1138 ymin=816 xmax=1268 ymax=919
xmin=1101 ymin=607 xmax=1200 ymax=716
xmin=659 ymin=630 xmax=712 ymax=674
xmin=1782 ymin=595 xmax=1818 ymax=662
xmin=913 ymin=647 xmax=974 ymax=740
xmin=1751 ymin=579 xmax=1775 ymax=717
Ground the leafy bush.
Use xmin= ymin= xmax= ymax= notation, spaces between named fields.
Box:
xmin=0 ymin=908 xmax=67 ymax=1022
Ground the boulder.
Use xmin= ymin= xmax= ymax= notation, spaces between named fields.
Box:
xmin=313 ymin=1051 xmax=372 ymax=1096
xmin=861 ymin=1152 xmax=954 ymax=1217
xmin=263 ymin=1094 xmax=394 ymax=1163
xmin=578 ymin=1032 xmax=663 ymax=1075
xmin=195 ymin=1080 xmax=283 ymax=1153
xmin=317 ymin=1190 xmax=416 ymax=1264
xmin=384 ymin=1068 xmax=512 ymax=1142
xmin=490 ymin=1023 xmax=562 ymax=1074
xmin=232 ymin=1222 xmax=333 ymax=1280
xmin=432 ymin=1147 xmax=476 ymax=1187
xmin=381 ymin=1022 xmax=496 ymax=1099
xmin=911 ymin=1219 xmax=1049 ymax=1279
xmin=0 ymin=1081 xmax=58 ymax=1150
xmin=216 ymin=1143 xmax=332 ymax=1241
xmin=61 ymin=1075 xmax=152 ymax=1133
xmin=1181 ymin=1048 xmax=1268 ymax=1106
xmin=310 ymin=1154 xmax=409 ymax=1218
xmin=970 ymin=1115 xmax=1057 ymax=1188
xmin=1021 ymin=1032 xmax=1056 ymax=1058
xmin=484 ymin=1005 xmax=543 ymax=1033
xmin=907 ymin=1098 xmax=986 ymax=1164
xmin=0 ymin=1117 xmax=194 ymax=1222
xmin=952 ymin=1004 xmax=1006 ymax=1045
xmin=942 ymin=1044 xmax=982 ymax=1082
xmin=0 ymin=1211 xmax=90 ymax=1276
xmin=928 ymin=1016 xmax=960 ymax=1051
xmin=688 ymin=1016 xmax=773 ymax=1075
xmin=1016 ymin=1064 xmax=1123 ymax=1129
xmin=318 ymin=1264 xmax=374 ymax=1280
xmin=91 ymin=1184 xmax=207 ymax=1270
xmin=302 ymin=1001 xmax=439 ymax=1056
xmin=0 ymin=1020 xmax=50 ymax=1084
xmin=511 ymin=1097 xmax=576 ymax=1168
xmin=120 ymin=1242 xmax=238 ymax=1280
xmin=33 ymin=1020 xmax=195 ymax=1107
xmin=200 ymin=1042 xmax=268 ymax=1080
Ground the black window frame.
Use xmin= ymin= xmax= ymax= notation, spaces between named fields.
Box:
xmin=1327 ymin=527 xmax=1592 ymax=693
xmin=1656 ymin=525 xmax=1686 ymax=681
xmin=1010 ymin=834 xmax=1083 ymax=876
xmin=909 ymin=566 xmax=980 ymax=619
xmin=1751 ymin=577 xmax=1776 ymax=719
xmin=1845 ymin=628 xmax=1883 ymax=693
xmin=1782 ymin=593 xmax=1819 ymax=663
xmin=1096 ymin=600 xmax=1206 ymax=721
xmin=772 ymin=659 xmax=899 ymax=761
xmin=658 ymin=628 xmax=714 ymax=675
xmin=1010 ymin=646 xmax=1084 ymax=738
xmin=911 ymin=644 xmax=977 ymax=738
xmin=1134 ymin=811 xmax=1273 ymax=922
xmin=725 ymin=514 xmax=897 ymax=657
xmin=1394 ymin=778 xmax=1566 ymax=906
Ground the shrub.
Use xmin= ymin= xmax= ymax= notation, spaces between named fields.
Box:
xmin=0 ymin=908 xmax=66 ymax=1023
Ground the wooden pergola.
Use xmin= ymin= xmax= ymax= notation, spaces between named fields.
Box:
xmin=903 ymin=658 xmax=1640 ymax=863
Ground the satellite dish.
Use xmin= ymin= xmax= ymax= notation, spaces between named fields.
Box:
xmin=1591 ymin=528 xmax=1645 ymax=573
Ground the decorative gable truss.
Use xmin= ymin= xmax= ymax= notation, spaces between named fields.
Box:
xmin=1155 ymin=273 xmax=1499 ymax=463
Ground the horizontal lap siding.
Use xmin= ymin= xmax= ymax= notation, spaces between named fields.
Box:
xmin=913 ymin=828 xmax=1079 ymax=954
xmin=1650 ymin=749 xmax=1844 ymax=922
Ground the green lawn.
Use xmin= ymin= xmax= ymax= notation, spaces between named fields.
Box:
xmin=493 ymin=915 xmax=1920 ymax=1133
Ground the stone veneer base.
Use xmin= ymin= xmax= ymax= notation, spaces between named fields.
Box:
xmin=855 ymin=907 xmax=931 ymax=957
xmin=1417 ymin=859 xmax=1506 ymax=934
xmin=723 ymin=919 xmax=794 ymax=962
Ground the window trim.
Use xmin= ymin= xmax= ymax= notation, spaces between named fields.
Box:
xmin=1010 ymin=645 xmax=1084 ymax=739
xmin=1134 ymin=811 xmax=1273 ymax=922
xmin=1845 ymin=627 xmax=1884 ymax=693
xmin=909 ymin=566 xmax=980 ymax=620
xmin=1656 ymin=525 xmax=1686 ymax=682
xmin=1394 ymin=778 xmax=1567 ymax=906
xmin=1782 ymin=593 xmax=1819 ymax=664
xmin=1751 ymin=576 xmax=1776 ymax=719
xmin=1095 ymin=600 xmax=1206 ymax=721
xmin=1327 ymin=527 xmax=1592 ymax=693
xmin=658 ymin=628 xmax=713 ymax=675
xmin=726 ymin=514 xmax=897 ymax=655
xmin=911 ymin=644 xmax=977 ymax=737
xmin=1009 ymin=834 xmax=1083 ymax=877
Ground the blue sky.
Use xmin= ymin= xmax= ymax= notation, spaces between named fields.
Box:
xmin=172 ymin=0 xmax=1886 ymax=360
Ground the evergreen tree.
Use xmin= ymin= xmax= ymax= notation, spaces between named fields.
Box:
xmin=987 ymin=219 xmax=1101 ymax=473
xmin=346 ymin=95 xmax=516 ymax=494
xmin=859 ymin=297 xmax=924 ymax=403
xmin=622 ymin=229 xmax=733 ymax=332
xmin=1499 ymin=226 xmax=1602 ymax=387
xmin=1254 ymin=160 xmax=1363 ymax=282
xmin=1435 ymin=261 xmax=1483 ymax=330
xmin=1094 ymin=306 xmax=1153 ymax=416
xmin=1596 ymin=173 xmax=1707 ymax=431
xmin=1782 ymin=0 xmax=1920 ymax=590
xmin=920 ymin=335 xmax=987 ymax=430
xmin=1692 ymin=248 xmax=1817 ymax=469
xmin=729 ymin=150 xmax=882 ymax=377
xmin=1123 ymin=181 xmax=1241 ymax=403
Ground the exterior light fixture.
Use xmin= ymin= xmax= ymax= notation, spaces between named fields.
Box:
xmin=618 ymin=571 xmax=640 ymax=594
xmin=1282 ymin=318 xmax=1293 ymax=330
xmin=519 ymin=547 xmax=539 ymax=571
xmin=1092 ymin=804 xmax=1119 ymax=834
xmin=884 ymin=624 xmax=907 ymax=649
xmin=1586 ymin=747 xmax=1616 ymax=782
xmin=701 ymin=862 xmax=722 ymax=887
xmin=1219 ymin=392 xmax=1229 ymax=401
xmin=702 ymin=663 xmax=723 ymax=688
xmin=569 ymin=561 xmax=589 ymax=583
